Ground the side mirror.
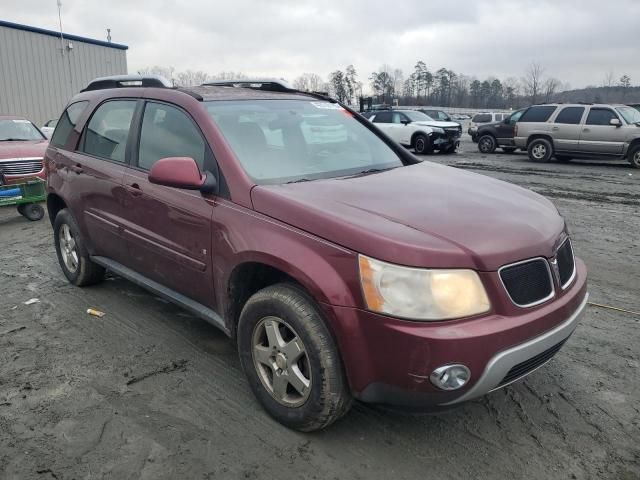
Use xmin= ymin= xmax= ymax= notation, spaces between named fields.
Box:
xmin=610 ymin=118 xmax=622 ymax=127
xmin=401 ymin=120 xmax=411 ymax=125
xmin=504 ymin=117 xmax=511 ymax=124
xmin=149 ymin=157 xmax=218 ymax=194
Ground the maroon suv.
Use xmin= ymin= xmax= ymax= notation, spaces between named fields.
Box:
xmin=45 ymin=76 xmax=588 ymax=431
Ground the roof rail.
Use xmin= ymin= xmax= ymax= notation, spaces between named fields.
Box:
xmin=201 ymin=78 xmax=294 ymax=92
xmin=81 ymin=75 xmax=172 ymax=92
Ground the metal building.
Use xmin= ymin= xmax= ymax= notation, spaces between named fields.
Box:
xmin=0 ymin=19 xmax=128 ymax=126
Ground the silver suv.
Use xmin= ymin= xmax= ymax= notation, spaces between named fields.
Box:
xmin=514 ymin=103 xmax=640 ymax=168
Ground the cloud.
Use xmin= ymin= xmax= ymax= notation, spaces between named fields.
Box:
xmin=1 ymin=0 xmax=638 ymax=90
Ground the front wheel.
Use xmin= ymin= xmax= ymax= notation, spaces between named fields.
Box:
xmin=527 ymin=138 xmax=554 ymax=163
xmin=237 ymin=284 xmax=352 ymax=431
xmin=413 ymin=134 xmax=431 ymax=155
xmin=628 ymin=144 xmax=640 ymax=169
xmin=478 ymin=135 xmax=497 ymax=154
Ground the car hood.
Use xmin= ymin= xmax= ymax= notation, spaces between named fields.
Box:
xmin=251 ymin=162 xmax=565 ymax=271
xmin=413 ymin=120 xmax=460 ymax=129
xmin=0 ymin=140 xmax=48 ymax=160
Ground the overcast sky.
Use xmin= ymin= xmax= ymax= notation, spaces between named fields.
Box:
xmin=2 ymin=0 xmax=639 ymax=91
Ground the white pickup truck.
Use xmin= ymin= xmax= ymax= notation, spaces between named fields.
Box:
xmin=362 ymin=109 xmax=462 ymax=154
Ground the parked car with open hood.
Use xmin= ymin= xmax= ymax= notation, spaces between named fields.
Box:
xmin=363 ymin=109 xmax=461 ymax=154
xmin=45 ymin=75 xmax=588 ymax=431
xmin=0 ymin=116 xmax=48 ymax=184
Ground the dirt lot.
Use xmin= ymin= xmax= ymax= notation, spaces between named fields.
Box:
xmin=1 ymin=137 xmax=639 ymax=480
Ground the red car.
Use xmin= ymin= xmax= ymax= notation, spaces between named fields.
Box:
xmin=45 ymin=76 xmax=588 ymax=431
xmin=0 ymin=116 xmax=48 ymax=184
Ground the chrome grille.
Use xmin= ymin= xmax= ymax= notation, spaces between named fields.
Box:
xmin=0 ymin=158 xmax=43 ymax=175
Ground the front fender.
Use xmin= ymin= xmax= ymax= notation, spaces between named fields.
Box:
xmin=212 ymin=199 xmax=361 ymax=319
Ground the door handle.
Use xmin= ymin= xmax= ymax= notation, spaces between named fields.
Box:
xmin=69 ymin=163 xmax=83 ymax=174
xmin=126 ymin=183 xmax=143 ymax=197
xmin=583 ymin=128 xmax=590 ymax=132
xmin=552 ymin=127 xmax=559 ymax=131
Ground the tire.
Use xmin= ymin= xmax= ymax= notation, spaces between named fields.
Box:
xmin=628 ymin=144 xmax=640 ymax=169
xmin=413 ymin=134 xmax=431 ymax=155
xmin=443 ymin=144 xmax=457 ymax=154
xmin=20 ymin=203 xmax=45 ymax=221
xmin=527 ymin=138 xmax=554 ymax=163
xmin=237 ymin=283 xmax=352 ymax=431
xmin=555 ymin=155 xmax=572 ymax=163
xmin=502 ymin=147 xmax=517 ymax=154
xmin=477 ymin=135 xmax=497 ymax=154
xmin=53 ymin=208 xmax=105 ymax=286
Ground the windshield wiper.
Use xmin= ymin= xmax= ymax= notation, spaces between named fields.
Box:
xmin=286 ymin=178 xmax=311 ymax=184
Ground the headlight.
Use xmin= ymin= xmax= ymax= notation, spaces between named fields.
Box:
xmin=358 ymin=255 xmax=491 ymax=321
xmin=430 ymin=127 xmax=445 ymax=134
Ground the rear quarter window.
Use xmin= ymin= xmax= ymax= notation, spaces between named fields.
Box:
xmin=519 ymin=106 xmax=558 ymax=123
xmin=50 ymin=101 xmax=88 ymax=148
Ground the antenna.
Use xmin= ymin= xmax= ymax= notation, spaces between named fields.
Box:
xmin=56 ymin=0 xmax=65 ymax=56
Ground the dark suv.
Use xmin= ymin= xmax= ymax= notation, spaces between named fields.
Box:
xmin=46 ymin=75 xmax=588 ymax=431
xmin=476 ymin=109 xmax=527 ymax=154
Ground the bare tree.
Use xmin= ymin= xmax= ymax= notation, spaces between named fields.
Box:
xmin=175 ymin=70 xmax=211 ymax=87
xmin=137 ymin=65 xmax=176 ymax=85
xmin=602 ymin=69 xmax=615 ymax=88
xmin=543 ymin=78 xmax=561 ymax=103
xmin=293 ymin=73 xmax=324 ymax=92
xmin=523 ymin=62 xmax=544 ymax=104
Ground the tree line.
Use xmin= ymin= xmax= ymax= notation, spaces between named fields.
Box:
xmin=137 ymin=63 xmax=637 ymax=109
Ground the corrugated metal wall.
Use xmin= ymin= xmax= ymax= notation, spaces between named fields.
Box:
xmin=0 ymin=26 xmax=127 ymax=126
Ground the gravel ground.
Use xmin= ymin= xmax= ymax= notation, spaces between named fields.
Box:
xmin=1 ymin=137 xmax=639 ymax=480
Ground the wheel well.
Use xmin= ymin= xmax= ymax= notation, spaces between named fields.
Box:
xmin=627 ymin=138 xmax=640 ymax=153
xmin=46 ymin=194 xmax=67 ymax=226
xmin=526 ymin=134 xmax=553 ymax=148
xmin=411 ymin=131 xmax=427 ymax=146
xmin=227 ymin=262 xmax=299 ymax=337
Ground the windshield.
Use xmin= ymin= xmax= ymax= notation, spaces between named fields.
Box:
xmin=0 ymin=119 xmax=44 ymax=141
xmin=616 ymin=107 xmax=640 ymax=124
xmin=206 ymin=100 xmax=404 ymax=184
xmin=404 ymin=111 xmax=434 ymax=122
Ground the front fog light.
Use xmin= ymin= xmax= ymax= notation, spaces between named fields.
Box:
xmin=430 ymin=364 xmax=470 ymax=391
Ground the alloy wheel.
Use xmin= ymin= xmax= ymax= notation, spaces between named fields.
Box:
xmin=252 ymin=316 xmax=312 ymax=407
xmin=59 ymin=224 xmax=79 ymax=273
xmin=479 ymin=137 xmax=494 ymax=153
xmin=532 ymin=144 xmax=547 ymax=159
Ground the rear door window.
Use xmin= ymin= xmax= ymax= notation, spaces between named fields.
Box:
xmin=373 ymin=112 xmax=392 ymax=123
xmin=519 ymin=106 xmax=558 ymax=123
xmin=80 ymin=100 xmax=137 ymax=163
xmin=472 ymin=114 xmax=491 ymax=123
xmin=51 ymin=101 xmax=88 ymax=148
xmin=137 ymin=102 xmax=206 ymax=170
xmin=554 ymin=107 xmax=585 ymax=124
xmin=586 ymin=108 xmax=619 ymax=126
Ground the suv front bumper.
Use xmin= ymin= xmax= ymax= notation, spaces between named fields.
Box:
xmin=321 ymin=258 xmax=588 ymax=407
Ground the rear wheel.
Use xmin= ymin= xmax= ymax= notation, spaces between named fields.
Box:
xmin=478 ymin=135 xmax=497 ymax=154
xmin=237 ymin=283 xmax=352 ymax=431
xmin=54 ymin=209 xmax=105 ymax=286
xmin=628 ymin=144 xmax=640 ymax=168
xmin=413 ymin=134 xmax=430 ymax=155
xmin=528 ymin=138 xmax=554 ymax=163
